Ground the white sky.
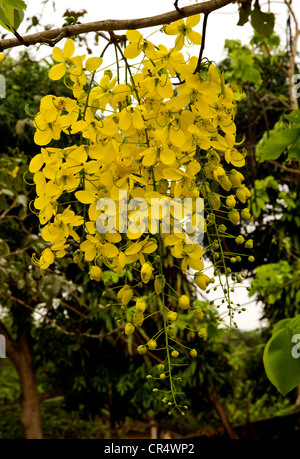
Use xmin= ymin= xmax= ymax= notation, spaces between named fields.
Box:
xmin=17 ymin=0 xmax=300 ymax=64
xmin=11 ymin=0 xmax=298 ymax=330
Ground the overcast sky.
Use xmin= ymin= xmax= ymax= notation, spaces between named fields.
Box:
xmin=13 ymin=1 xmax=298 ymax=330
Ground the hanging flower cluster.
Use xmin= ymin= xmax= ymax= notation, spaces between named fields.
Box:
xmin=29 ymin=15 xmax=253 ymax=413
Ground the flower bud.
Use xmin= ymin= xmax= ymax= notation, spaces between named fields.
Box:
xmin=89 ymin=265 xmax=103 ymax=282
xmin=245 ymin=239 xmax=253 ymax=249
xmin=136 ymin=298 xmax=146 ymax=313
xmin=178 ymin=295 xmax=190 ymax=310
xmin=198 ymin=328 xmax=207 ymax=339
xmin=194 ymin=272 xmax=210 ymax=291
xmin=148 ymin=339 xmax=157 ymax=350
xmin=241 ymin=208 xmax=251 ymax=220
xmin=226 ymin=195 xmax=236 ymax=208
xmin=235 ymin=235 xmax=245 ymax=244
xmin=117 ymin=285 xmax=133 ymax=305
xmin=193 ymin=307 xmax=204 ymax=320
xmin=154 ymin=275 xmax=165 ymax=295
xmin=125 ymin=323 xmax=135 ymax=335
xmin=167 ymin=311 xmax=178 ymax=322
xmin=141 ymin=262 xmax=153 ymax=284
xmin=228 ymin=209 xmax=240 ymax=225
xmin=73 ymin=249 xmax=83 ymax=264
xmin=133 ymin=311 xmax=144 ymax=326
xmin=137 ymin=345 xmax=147 ymax=355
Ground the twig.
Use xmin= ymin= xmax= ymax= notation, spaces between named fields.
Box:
xmin=267 ymin=159 xmax=300 ymax=175
xmin=193 ymin=13 xmax=210 ymax=74
xmin=174 ymin=0 xmax=185 ymax=15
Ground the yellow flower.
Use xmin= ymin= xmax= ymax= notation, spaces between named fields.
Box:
xmin=164 ymin=14 xmax=202 ymax=51
xmin=37 ymin=248 xmax=55 ymax=270
xmin=124 ymin=30 xmax=156 ymax=59
xmin=49 ymin=39 xmax=76 ymax=80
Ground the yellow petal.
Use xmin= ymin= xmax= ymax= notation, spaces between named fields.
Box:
xmin=29 ymin=154 xmax=44 ymax=173
xmin=126 ymin=30 xmax=142 ymax=43
xmin=162 ymin=168 xmax=184 ymax=181
xmin=186 ymin=14 xmax=201 ymax=28
xmin=85 ymin=57 xmax=103 ymax=72
xmin=75 ymin=190 xmax=96 ymax=204
xmin=53 ymin=46 xmax=64 ymax=62
xmin=49 ymin=63 xmax=67 ymax=81
xmin=124 ymin=43 xmax=141 ymax=59
xmin=63 ymin=38 xmax=75 ymax=59
xmin=169 ymin=128 xmax=185 ymax=147
xmin=187 ymin=30 xmax=202 ymax=45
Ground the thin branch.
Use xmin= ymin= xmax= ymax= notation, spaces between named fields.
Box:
xmin=194 ymin=12 xmax=210 ymax=74
xmin=174 ymin=0 xmax=185 ymax=15
xmin=267 ymin=159 xmax=300 ymax=175
xmin=0 ymin=0 xmax=233 ymax=52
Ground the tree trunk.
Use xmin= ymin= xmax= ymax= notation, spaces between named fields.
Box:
xmin=208 ymin=386 xmax=239 ymax=439
xmin=16 ymin=332 xmax=43 ymax=439
xmin=0 ymin=322 xmax=43 ymax=439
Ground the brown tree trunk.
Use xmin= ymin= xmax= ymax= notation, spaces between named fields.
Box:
xmin=208 ymin=386 xmax=239 ymax=439
xmin=16 ymin=332 xmax=43 ymax=439
xmin=0 ymin=323 xmax=43 ymax=439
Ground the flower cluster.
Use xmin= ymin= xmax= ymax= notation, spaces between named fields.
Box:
xmin=29 ymin=16 xmax=253 ymax=413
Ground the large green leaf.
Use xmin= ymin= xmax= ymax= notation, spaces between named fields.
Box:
xmin=259 ymin=128 xmax=300 ymax=162
xmin=0 ymin=0 xmax=26 ymax=31
xmin=263 ymin=315 xmax=300 ymax=395
xmin=251 ymin=0 xmax=275 ymax=38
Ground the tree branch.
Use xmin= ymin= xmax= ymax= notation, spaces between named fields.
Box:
xmin=0 ymin=0 xmax=233 ymax=52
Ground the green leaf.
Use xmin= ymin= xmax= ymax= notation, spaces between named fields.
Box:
xmin=259 ymin=128 xmax=300 ymax=162
xmin=284 ymin=110 xmax=300 ymax=125
xmin=263 ymin=315 xmax=300 ymax=395
xmin=2 ymin=0 xmax=26 ymax=9
xmin=250 ymin=1 xmax=275 ymax=38
xmin=237 ymin=2 xmax=251 ymax=27
xmin=0 ymin=0 xmax=25 ymax=31
xmin=0 ymin=4 xmax=12 ymax=31
xmin=287 ymin=135 xmax=300 ymax=161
